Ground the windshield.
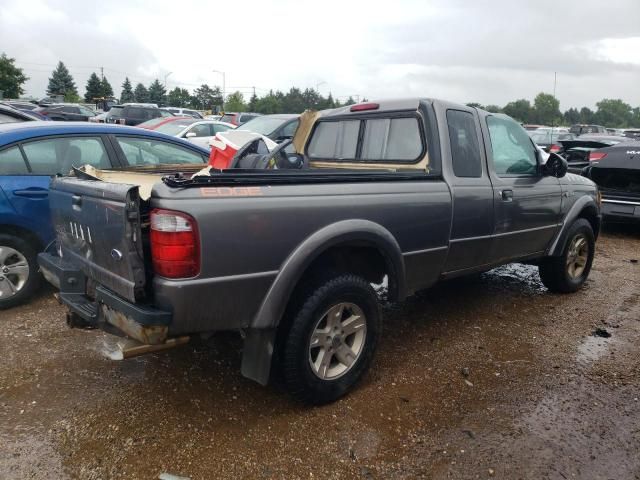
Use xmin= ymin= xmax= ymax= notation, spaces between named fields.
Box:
xmin=106 ymin=106 xmax=124 ymax=118
xmin=530 ymin=131 xmax=573 ymax=144
xmin=154 ymin=118 xmax=198 ymax=135
xmin=239 ymin=116 xmax=287 ymax=135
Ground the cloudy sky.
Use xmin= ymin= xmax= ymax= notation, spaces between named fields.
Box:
xmin=1 ymin=0 xmax=639 ymax=109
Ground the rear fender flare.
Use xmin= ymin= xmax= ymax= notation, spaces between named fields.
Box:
xmin=250 ymin=219 xmax=406 ymax=330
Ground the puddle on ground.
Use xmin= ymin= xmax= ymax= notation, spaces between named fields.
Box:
xmin=576 ymin=334 xmax=613 ymax=364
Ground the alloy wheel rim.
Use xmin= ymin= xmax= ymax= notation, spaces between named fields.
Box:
xmin=566 ymin=234 xmax=588 ymax=279
xmin=0 ymin=246 xmax=30 ymax=300
xmin=308 ymin=302 xmax=367 ymax=380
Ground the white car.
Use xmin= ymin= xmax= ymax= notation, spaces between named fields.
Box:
xmin=163 ymin=107 xmax=204 ymax=119
xmin=137 ymin=117 xmax=236 ymax=149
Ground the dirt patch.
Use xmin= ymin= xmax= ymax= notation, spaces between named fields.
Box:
xmin=1 ymin=224 xmax=639 ymax=479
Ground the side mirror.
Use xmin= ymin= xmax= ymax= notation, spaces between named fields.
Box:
xmin=185 ymin=132 xmax=197 ymax=138
xmin=542 ymin=152 xmax=568 ymax=178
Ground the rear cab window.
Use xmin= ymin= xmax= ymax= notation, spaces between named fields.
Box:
xmin=307 ymin=115 xmax=425 ymax=164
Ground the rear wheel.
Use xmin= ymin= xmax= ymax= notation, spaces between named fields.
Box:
xmin=0 ymin=235 xmax=40 ymax=310
xmin=539 ymin=219 xmax=595 ymax=293
xmin=280 ymin=274 xmax=381 ymax=405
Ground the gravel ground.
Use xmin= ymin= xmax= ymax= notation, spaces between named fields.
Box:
xmin=1 ymin=223 xmax=639 ymax=480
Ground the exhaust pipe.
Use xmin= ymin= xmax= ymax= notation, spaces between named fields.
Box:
xmin=108 ymin=336 xmax=190 ymax=360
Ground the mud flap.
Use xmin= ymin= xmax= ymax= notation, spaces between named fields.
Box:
xmin=241 ymin=328 xmax=277 ymax=385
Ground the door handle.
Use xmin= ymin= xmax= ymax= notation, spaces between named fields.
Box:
xmin=500 ymin=189 xmax=514 ymax=202
xmin=13 ymin=188 xmax=48 ymax=198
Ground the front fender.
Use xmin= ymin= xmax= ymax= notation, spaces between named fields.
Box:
xmin=250 ymin=219 xmax=406 ymax=330
xmin=547 ymin=194 xmax=600 ymax=256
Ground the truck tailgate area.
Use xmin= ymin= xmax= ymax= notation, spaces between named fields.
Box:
xmin=49 ymin=176 xmax=147 ymax=303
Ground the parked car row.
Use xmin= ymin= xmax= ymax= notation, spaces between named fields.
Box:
xmin=0 ymin=121 xmax=210 ymax=309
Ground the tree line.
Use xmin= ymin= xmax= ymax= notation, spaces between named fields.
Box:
xmin=468 ymin=92 xmax=640 ymax=129
xmin=0 ymin=53 xmax=638 ymax=127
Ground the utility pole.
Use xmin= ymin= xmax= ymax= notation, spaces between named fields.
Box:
xmin=100 ymin=66 xmax=104 ymax=81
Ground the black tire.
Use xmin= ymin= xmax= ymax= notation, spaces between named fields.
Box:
xmin=539 ymin=219 xmax=595 ymax=293
xmin=280 ymin=274 xmax=381 ymax=405
xmin=0 ymin=234 xmax=41 ymax=310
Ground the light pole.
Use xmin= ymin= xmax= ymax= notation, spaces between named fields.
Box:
xmin=164 ymin=72 xmax=173 ymax=89
xmin=212 ymin=69 xmax=226 ymax=111
xmin=316 ymin=81 xmax=327 ymax=92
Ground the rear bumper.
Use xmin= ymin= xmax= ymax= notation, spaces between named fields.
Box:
xmin=601 ymin=198 xmax=640 ymax=222
xmin=38 ymin=253 xmax=172 ymax=344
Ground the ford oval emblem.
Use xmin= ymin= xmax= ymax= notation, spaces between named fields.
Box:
xmin=111 ymin=249 xmax=123 ymax=261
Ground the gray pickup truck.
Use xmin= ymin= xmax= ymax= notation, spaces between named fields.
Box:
xmin=39 ymin=98 xmax=601 ymax=404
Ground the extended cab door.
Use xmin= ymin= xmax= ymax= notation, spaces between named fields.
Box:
xmin=482 ymin=115 xmax=562 ymax=262
xmin=440 ymin=107 xmax=494 ymax=273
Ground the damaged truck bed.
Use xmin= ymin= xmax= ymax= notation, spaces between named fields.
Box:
xmin=39 ymin=98 xmax=601 ymax=404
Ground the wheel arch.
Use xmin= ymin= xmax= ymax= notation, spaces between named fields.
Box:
xmin=0 ymin=224 xmax=45 ymax=251
xmin=250 ymin=219 xmax=405 ymax=331
xmin=240 ymin=220 xmax=405 ymax=386
xmin=547 ymin=195 xmax=601 ymax=257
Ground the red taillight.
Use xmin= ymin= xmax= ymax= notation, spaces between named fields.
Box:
xmin=350 ymin=102 xmax=379 ymax=112
xmin=150 ymin=209 xmax=199 ymax=278
xmin=589 ymin=152 xmax=607 ymax=161
xmin=549 ymin=144 xmax=561 ymax=153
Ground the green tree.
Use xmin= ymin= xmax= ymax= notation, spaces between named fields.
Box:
xmin=64 ymin=91 xmax=82 ymax=103
xmin=134 ymin=83 xmax=149 ymax=103
xmin=193 ymin=84 xmax=221 ymax=110
xmin=563 ymin=107 xmax=580 ymax=125
xmin=225 ymin=91 xmax=246 ymax=112
xmin=632 ymin=107 xmax=640 ymax=128
xmin=47 ymin=61 xmax=77 ymax=97
xmin=120 ymin=77 xmax=134 ymax=103
xmin=579 ymin=107 xmax=595 ymax=124
xmin=465 ymin=102 xmax=484 ymax=109
xmin=254 ymin=90 xmax=281 ymax=114
xmin=84 ymin=72 xmax=103 ymax=102
xmin=282 ymin=87 xmax=305 ymax=113
xmin=247 ymin=92 xmax=258 ymax=112
xmin=484 ymin=105 xmax=503 ymax=113
xmin=100 ymin=76 xmax=114 ymax=98
xmin=502 ymin=99 xmax=532 ymax=123
xmin=167 ymin=87 xmax=192 ymax=107
xmin=532 ymin=92 xmax=561 ymax=125
xmin=594 ymin=98 xmax=633 ymax=128
xmin=147 ymin=79 xmax=166 ymax=105
xmin=0 ymin=53 xmax=29 ymax=98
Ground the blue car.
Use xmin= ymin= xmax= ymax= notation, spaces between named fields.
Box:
xmin=0 ymin=121 xmax=210 ymax=309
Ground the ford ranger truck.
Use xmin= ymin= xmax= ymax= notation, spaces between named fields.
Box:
xmin=38 ymin=99 xmax=601 ymax=404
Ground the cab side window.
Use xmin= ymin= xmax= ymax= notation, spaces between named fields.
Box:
xmin=22 ymin=137 xmax=110 ymax=175
xmin=446 ymin=110 xmax=482 ymax=177
xmin=486 ymin=116 xmax=537 ymax=176
xmin=0 ymin=146 xmax=29 ymax=174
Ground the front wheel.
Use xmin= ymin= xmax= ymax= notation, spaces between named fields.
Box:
xmin=539 ymin=218 xmax=595 ymax=293
xmin=0 ymin=234 xmax=40 ymax=310
xmin=280 ymin=274 xmax=381 ymax=405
